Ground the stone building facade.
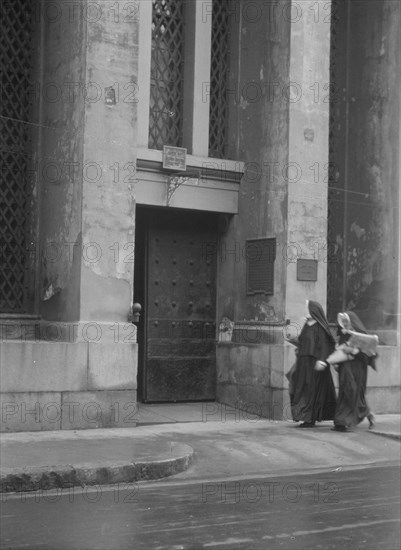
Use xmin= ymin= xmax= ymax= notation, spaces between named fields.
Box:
xmin=0 ymin=0 xmax=400 ymax=431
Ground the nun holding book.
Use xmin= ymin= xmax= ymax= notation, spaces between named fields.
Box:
xmin=317 ymin=311 xmax=378 ymax=432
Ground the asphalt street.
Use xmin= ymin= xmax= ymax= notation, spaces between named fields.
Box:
xmin=1 ymin=464 xmax=400 ymax=550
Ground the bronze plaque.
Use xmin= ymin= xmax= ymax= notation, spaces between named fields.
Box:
xmin=297 ymin=259 xmax=318 ymax=281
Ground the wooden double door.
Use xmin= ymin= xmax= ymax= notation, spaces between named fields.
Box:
xmin=135 ymin=208 xmax=218 ymax=402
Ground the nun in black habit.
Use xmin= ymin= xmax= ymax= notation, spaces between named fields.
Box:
xmin=290 ymin=300 xmax=336 ymax=427
xmin=332 ymin=311 xmax=376 ymax=432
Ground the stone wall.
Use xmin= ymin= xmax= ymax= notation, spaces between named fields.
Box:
xmin=0 ymin=341 xmax=137 ymax=432
xmin=215 ymin=0 xmax=335 ymax=417
xmin=217 ymin=342 xmax=400 ymax=419
xmin=216 ymin=340 xmax=292 ymax=421
xmin=0 ymin=1 xmax=140 ymax=432
xmin=216 ymin=0 xmax=291 ymax=326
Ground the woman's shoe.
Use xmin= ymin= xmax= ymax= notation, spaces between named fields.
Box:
xmin=367 ymin=413 xmax=376 ymax=429
xmin=299 ymin=422 xmax=315 ymax=428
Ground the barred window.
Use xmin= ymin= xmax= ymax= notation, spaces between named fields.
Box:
xmin=138 ymin=0 xmax=239 ymax=160
xmin=149 ymin=0 xmax=186 ymax=150
xmin=0 ymin=0 xmax=35 ymax=313
xmin=209 ymin=0 xmax=231 ymax=159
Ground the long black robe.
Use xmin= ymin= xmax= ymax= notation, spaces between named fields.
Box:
xmin=334 ymin=312 xmax=374 ymax=428
xmin=291 ymin=322 xmax=336 ymax=423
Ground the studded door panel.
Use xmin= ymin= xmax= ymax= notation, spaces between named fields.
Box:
xmin=145 ymin=210 xmax=217 ymax=402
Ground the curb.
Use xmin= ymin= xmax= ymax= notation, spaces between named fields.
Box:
xmin=368 ymin=430 xmax=401 ymax=441
xmin=0 ymin=442 xmax=194 ymax=493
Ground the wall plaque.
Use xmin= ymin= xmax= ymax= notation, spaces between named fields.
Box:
xmin=246 ymin=238 xmax=276 ymax=295
xmin=163 ymin=145 xmax=187 ymax=171
xmin=297 ymin=259 xmax=318 ymax=281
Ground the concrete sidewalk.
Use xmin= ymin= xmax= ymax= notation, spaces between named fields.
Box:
xmin=367 ymin=413 xmax=401 ymax=440
xmin=135 ymin=403 xmax=401 ymax=437
xmin=1 ymin=407 xmax=400 ymax=493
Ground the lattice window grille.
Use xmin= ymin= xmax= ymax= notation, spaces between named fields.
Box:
xmin=0 ymin=0 xmax=35 ymax=313
xmin=149 ymin=0 xmax=185 ymax=150
xmin=209 ymin=0 xmax=231 ymax=159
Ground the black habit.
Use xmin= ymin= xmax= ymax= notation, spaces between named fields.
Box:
xmin=334 ymin=311 xmax=375 ymax=428
xmin=290 ymin=301 xmax=336 ymax=423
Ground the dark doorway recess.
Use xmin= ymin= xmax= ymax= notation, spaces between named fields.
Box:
xmin=134 ymin=207 xmax=218 ymax=403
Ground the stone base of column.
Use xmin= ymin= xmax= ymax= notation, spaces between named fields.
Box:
xmin=0 ymin=339 xmax=138 ymax=432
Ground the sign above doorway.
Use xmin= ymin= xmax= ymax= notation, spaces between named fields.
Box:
xmin=163 ymin=145 xmax=187 ymax=171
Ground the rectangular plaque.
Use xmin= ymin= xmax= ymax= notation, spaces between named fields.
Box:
xmin=163 ymin=145 xmax=187 ymax=171
xmin=297 ymin=259 xmax=318 ymax=281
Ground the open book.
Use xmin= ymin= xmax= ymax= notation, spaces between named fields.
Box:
xmin=326 ymin=331 xmax=379 ymax=366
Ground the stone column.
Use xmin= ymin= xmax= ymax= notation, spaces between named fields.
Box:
xmin=1 ymin=1 xmax=141 ymax=432
xmin=68 ymin=0 xmax=140 ymax=425
xmin=285 ymin=0 xmax=332 ymax=330
xmin=79 ymin=0 xmax=137 ymax=329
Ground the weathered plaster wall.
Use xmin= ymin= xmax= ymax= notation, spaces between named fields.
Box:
xmin=217 ymin=0 xmax=332 ymax=329
xmin=80 ymin=0 xmax=138 ymax=323
xmin=216 ymin=1 xmax=333 ymax=418
xmin=216 ymin=0 xmax=291 ymax=326
xmin=38 ymin=0 xmax=139 ymax=325
xmin=285 ymin=1 xmax=332 ymax=328
xmin=39 ymin=1 xmax=86 ymax=321
xmin=329 ymin=0 xmax=400 ymax=332
xmin=214 ymin=0 xmax=290 ymax=411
